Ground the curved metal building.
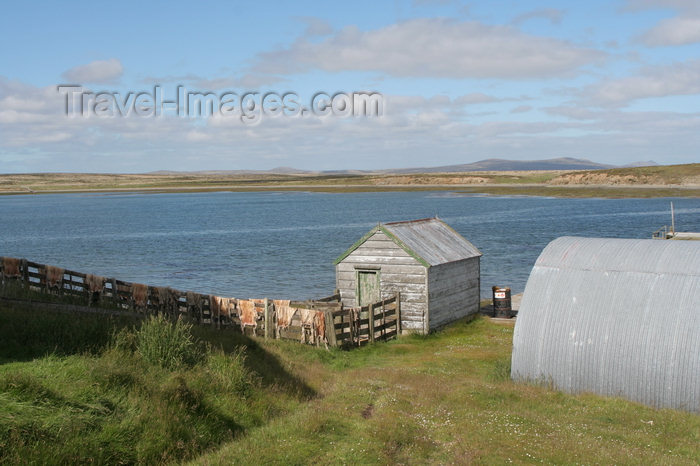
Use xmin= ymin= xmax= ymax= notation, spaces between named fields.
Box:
xmin=511 ymin=236 xmax=700 ymax=412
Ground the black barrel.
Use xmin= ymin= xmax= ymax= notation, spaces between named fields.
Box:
xmin=492 ymin=286 xmax=512 ymax=318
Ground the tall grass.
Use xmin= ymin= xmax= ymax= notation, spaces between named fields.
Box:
xmin=0 ymin=303 xmax=308 ymax=464
xmin=136 ymin=314 xmax=204 ymax=370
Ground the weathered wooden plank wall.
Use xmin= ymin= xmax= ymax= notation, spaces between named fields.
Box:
xmin=335 ymin=230 xmax=427 ymax=332
xmin=427 ymin=256 xmax=480 ymax=331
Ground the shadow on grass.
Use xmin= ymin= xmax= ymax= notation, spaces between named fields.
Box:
xmin=0 ymin=299 xmax=316 ymax=400
xmin=0 ymin=301 xmax=138 ymax=363
xmin=191 ymin=326 xmax=317 ymax=400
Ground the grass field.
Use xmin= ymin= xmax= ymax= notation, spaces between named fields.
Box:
xmin=1 ymin=302 xmax=698 ymax=464
xmin=1 ymin=164 xmax=698 ymax=198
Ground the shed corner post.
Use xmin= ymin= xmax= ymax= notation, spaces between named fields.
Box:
xmin=477 ymin=257 xmax=481 ymax=316
xmin=424 ymin=269 xmax=430 ymax=335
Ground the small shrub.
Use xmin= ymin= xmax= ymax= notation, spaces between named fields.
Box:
xmin=136 ymin=314 xmax=204 ymax=370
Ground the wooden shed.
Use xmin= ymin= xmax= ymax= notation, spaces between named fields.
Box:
xmin=334 ymin=217 xmax=482 ymax=334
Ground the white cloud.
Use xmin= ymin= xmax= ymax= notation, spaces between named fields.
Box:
xmin=61 ymin=58 xmax=124 ymax=84
xmin=641 ymin=16 xmax=700 ymax=45
xmin=2 ymin=76 xmax=698 ymax=172
xmin=584 ymin=59 xmax=700 ymax=106
xmin=624 ymin=0 xmax=700 ymax=13
xmin=626 ymin=0 xmax=700 ymax=46
xmin=253 ymin=18 xmax=604 ymax=79
xmin=512 ymin=8 xmax=564 ymax=26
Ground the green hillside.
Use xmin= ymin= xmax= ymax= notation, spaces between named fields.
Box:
xmin=0 ymin=303 xmax=698 ymax=464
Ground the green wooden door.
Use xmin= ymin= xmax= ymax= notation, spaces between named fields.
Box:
xmin=357 ymin=271 xmax=380 ymax=306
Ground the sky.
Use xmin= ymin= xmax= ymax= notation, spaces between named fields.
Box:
xmin=1 ymin=0 xmax=699 ymax=173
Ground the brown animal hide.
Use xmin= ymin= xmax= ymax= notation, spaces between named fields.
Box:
xmin=238 ymin=299 xmax=258 ymax=332
xmin=298 ymin=308 xmax=316 ymax=344
xmin=132 ymin=283 xmax=148 ymax=308
xmin=314 ymin=310 xmax=327 ymax=348
xmin=45 ymin=266 xmax=64 ymax=289
xmin=210 ymin=295 xmax=220 ymax=318
xmin=220 ymin=297 xmax=232 ymax=318
xmin=210 ymin=296 xmax=232 ymax=322
xmin=298 ymin=308 xmax=328 ymax=348
xmin=299 ymin=308 xmax=315 ymax=327
xmin=84 ymin=274 xmax=104 ymax=293
xmin=273 ymin=300 xmax=296 ymax=338
xmin=1 ymin=257 xmax=21 ymax=278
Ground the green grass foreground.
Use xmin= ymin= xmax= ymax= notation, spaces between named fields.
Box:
xmin=1 ymin=303 xmax=698 ymax=464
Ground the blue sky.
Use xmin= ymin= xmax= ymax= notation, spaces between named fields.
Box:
xmin=1 ymin=0 xmax=699 ymax=172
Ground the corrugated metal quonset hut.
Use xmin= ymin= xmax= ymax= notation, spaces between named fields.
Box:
xmin=511 ymin=236 xmax=700 ymax=413
xmin=334 ymin=218 xmax=482 ymax=334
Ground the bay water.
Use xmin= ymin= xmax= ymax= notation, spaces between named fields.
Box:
xmin=1 ymin=191 xmax=698 ymax=299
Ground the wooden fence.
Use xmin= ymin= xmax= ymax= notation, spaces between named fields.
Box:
xmin=331 ymin=295 xmax=401 ymax=347
xmin=0 ymin=256 xmax=400 ymax=348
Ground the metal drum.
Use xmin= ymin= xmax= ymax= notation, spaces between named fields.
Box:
xmin=492 ymin=286 xmax=512 ymax=318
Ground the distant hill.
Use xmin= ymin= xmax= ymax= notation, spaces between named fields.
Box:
xmin=377 ymin=157 xmax=614 ymax=174
xmin=148 ymin=158 xmax=660 ymax=176
xmin=620 ymin=160 xmax=659 ymax=168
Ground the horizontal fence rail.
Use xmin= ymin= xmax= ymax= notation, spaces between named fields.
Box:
xmin=0 ymin=257 xmax=400 ymax=349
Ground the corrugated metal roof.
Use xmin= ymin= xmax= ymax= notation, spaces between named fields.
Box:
xmin=333 ymin=217 xmax=481 ymax=267
xmin=383 ymin=218 xmax=481 ymax=266
xmin=511 ymin=236 xmax=700 ymax=413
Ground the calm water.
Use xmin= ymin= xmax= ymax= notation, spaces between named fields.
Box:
xmin=1 ymin=191 xmax=698 ymax=299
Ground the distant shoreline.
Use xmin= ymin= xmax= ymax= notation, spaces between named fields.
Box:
xmin=0 ymin=183 xmax=699 ymax=199
xmin=1 ymin=164 xmax=698 ymax=199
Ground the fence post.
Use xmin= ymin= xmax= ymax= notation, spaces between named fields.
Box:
xmin=264 ymin=298 xmax=269 ymax=339
xmin=110 ymin=278 xmax=118 ymax=305
xmin=325 ymin=309 xmax=337 ymax=348
xmin=381 ymin=299 xmax=386 ymax=340
xmin=396 ymin=292 xmax=401 ymax=335
xmin=208 ymin=296 xmax=215 ymax=328
xmin=39 ymin=265 xmax=46 ymax=292
xmin=21 ymin=258 xmax=28 ymax=289
xmin=369 ymin=303 xmax=375 ymax=343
